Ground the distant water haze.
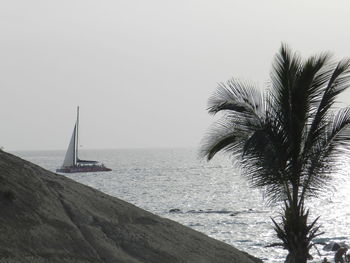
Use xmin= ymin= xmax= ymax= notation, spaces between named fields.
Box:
xmin=2 ymin=1 xmax=350 ymax=151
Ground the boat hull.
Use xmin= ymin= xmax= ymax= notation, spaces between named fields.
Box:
xmin=56 ymin=165 xmax=112 ymax=173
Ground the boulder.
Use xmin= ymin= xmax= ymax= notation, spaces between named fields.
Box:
xmin=0 ymin=151 xmax=262 ymax=263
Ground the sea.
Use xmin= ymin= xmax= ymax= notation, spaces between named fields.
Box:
xmin=12 ymin=148 xmax=350 ymax=263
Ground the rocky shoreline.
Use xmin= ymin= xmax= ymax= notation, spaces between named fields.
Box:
xmin=0 ymin=151 xmax=262 ymax=263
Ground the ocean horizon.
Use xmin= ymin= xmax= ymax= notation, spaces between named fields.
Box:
xmin=12 ymin=148 xmax=350 ymax=263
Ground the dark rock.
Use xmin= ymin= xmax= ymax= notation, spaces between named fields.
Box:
xmin=323 ymin=241 xmax=349 ymax=251
xmin=230 ymin=212 xmax=239 ymax=216
xmin=169 ymin=208 xmax=181 ymax=213
xmin=0 ymin=151 xmax=262 ymax=263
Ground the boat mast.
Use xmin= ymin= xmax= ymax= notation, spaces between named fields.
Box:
xmin=76 ymin=106 xmax=79 ymax=164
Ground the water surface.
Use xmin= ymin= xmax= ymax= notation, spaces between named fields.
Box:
xmin=14 ymin=148 xmax=350 ymax=262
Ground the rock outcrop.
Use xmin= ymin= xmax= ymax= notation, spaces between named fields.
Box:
xmin=0 ymin=151 xmax=262 ymax=263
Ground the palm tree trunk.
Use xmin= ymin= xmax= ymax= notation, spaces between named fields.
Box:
xmin=283 ymin=200 xmax=310 ymax=263
xmin=285 ymin=242 xmax=309 ymax=263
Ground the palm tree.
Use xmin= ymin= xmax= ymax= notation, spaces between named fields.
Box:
xmin=201 ymin=44 xmax=350 ymax=263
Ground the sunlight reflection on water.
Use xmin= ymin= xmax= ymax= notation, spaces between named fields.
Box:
xmin=14 ymin=149 xmax=350 ymax=263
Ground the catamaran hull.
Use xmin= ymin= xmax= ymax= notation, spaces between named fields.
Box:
xmin=56 ymin=165 xmax=112 ymax=173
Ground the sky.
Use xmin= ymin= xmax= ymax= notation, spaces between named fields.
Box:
xmin=2 ymin=0 xmax=350 ymax=151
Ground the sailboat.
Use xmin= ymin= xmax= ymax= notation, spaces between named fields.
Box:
xmin=56 ymin=107 xmax=112 ymax=173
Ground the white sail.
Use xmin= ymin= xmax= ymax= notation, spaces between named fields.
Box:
xmin=62 ymin=124 xmax=76 ymax=167
xmin=57 ymin=106 xmax=111 ymax=173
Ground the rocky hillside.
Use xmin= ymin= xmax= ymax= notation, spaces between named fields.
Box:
xmin=0 ymin=151 xmax=262 ymax=263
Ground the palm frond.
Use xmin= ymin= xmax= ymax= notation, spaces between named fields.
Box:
xmin=208 ymin=79 xmax=264 ymax=118
xmin=301 ymin=108 xmax=350 ymax=199
xmin=200 ymin=117 xmax=251 ymax=161
xmin=305 ymin=59 xmax=350 ymax=152
xmin=201 ymin=80 xmax=265 ymax=161
xmin=329 ymin=107 xmax=350 ymax=146
xmin=240 ymin=121 xmax=291 ymax=203
xmin=293 ymin=52 xmax=330 ymax=121
xmin=269 ymin=44 xmax=301 ymax=131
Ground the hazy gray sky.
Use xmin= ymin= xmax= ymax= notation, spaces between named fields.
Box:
xmin=2 ymin=0 xmax=350 ymax=151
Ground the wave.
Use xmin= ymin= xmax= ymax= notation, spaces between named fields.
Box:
xmin=168 ymin=208 xmax=266 ymax=216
